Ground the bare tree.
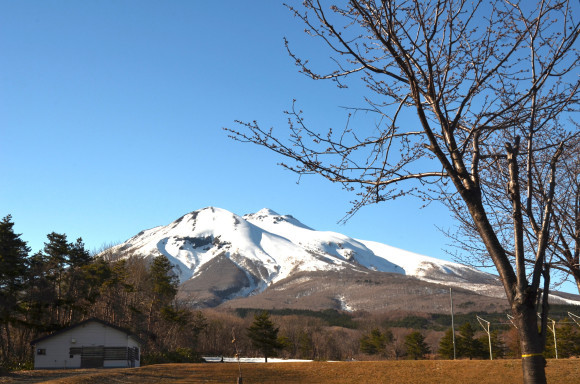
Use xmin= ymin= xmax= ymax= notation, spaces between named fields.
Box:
xmin=549 ymin=135 xmax=580 ymax=292
xmin=448 ymin=131 xmax=579 ymax=296
xmin=227 ymin=1 xmax=579 ymax=382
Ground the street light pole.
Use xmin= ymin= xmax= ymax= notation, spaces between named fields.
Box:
xmin=450 ymin=288 xmax=456 ymax=360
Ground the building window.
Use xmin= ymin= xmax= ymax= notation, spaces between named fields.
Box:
xmin=37 ymin=349 xmax=46 ymax=355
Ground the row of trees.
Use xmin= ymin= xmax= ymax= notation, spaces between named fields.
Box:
xmin=439 ymin=323 xmax=504 ymax=360
xmin=358 ymin=321 xmax=580 ymax=361
xmin=244 ymin=311 xmax=429 ymax=362
xmin=211 ymin=310 xmax=580 ymax=362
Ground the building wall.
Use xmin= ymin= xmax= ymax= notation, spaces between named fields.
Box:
xmin=33 ymin=321 xmax=140 ymax=369
xmin=127 ymin=337 xmax=141 ymax=368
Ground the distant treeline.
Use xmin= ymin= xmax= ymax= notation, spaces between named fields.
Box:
xmin=1 ymin=215 xmax=580 ymax=371
xmin=235 ymin=308 xmax=358 ymax=329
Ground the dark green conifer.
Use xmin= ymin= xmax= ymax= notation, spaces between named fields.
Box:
xmin=360 ymin=328 xmax=392 ymax=355
xmin=404 ymin=331 xmax=430 ymax=360
xmin=0 ymin=215 xmax=30 ymax=364
xmin=246 ymin=311 xmax=286 ymax=362
xmin=438 ymin=328 xmax=456 ymax=359
xmin=457 ymin=322 xmax=485 ymax=359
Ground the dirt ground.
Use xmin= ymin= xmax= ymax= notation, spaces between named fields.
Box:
xmin=1 ymin=359 xmax=579 ymax=384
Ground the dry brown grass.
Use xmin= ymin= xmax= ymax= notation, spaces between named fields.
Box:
xmin=1 ymin=359 xmax=579 ymax=384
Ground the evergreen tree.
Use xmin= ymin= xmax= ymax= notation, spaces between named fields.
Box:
xmin=556 ymin=321 xmax=580 ymax=358
xmin=0 ymin=215 xmax=30 ymax=366
xmin=68 ymin=237 xmax=92 ymax=267
xmin=39 ymin=233 xmax=93 ymax=325
xmin=457 ymin=322 xmax=485 ymax=360
xmin=147 ymin=255 xmax=179 ymax=335
xmin=438 ymin=328 xmax=456 ymax=359
xmin=42 ymin=233 xmax=70 ymax=324
xmin=360 ymin=328 xmax=392 ymax=355
xmin=43 ymin=233 xmax=69 ymax=270
xmin=404 ymin=331 xmax=430 ymax=360
xmin=247 ymin=311 xmax=286 ymax=362
xmin=297 ymin=329 xmax=314 ymax=360
xmin=63 ymin=238 xmax=93 ymax=324
xmin=23 ymin=251 xmax=52 ymax=330
xmin=150 ymin=255 xmax=178 ymax=302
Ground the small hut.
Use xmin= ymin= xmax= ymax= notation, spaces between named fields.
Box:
xmin=30 ymin=318 xmax=141 ymax=369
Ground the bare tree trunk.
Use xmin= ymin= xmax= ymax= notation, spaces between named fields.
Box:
xmin=4 ymin=323 xmax=11 ymax=363
xmin=0 ymin=323 xmax=8 ymax=363
xmin=517 ymin=305 xmax=547 ymax=384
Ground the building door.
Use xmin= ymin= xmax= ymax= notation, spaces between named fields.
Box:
xmin=81 ymin=346 xmax=104 ymax=368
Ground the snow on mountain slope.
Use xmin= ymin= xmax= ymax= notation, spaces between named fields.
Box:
xmin=358 ymin=239 xmax=504 ymax=297
xmin=111 ymin=207 xmax=351 ymax=292
xmin=108 ymin=207 xmax=510 ymax=303
xmin=244 ymin=209 xmax=405 ymax=274
xmin=242 ymin=209 xmax=502 ymax=291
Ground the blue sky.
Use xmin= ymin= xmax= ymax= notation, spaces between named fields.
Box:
xmin=1 ymin=1 xmax=576 ymax=293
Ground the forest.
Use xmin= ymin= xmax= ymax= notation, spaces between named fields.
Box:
xmin=1 ymin=215 xmax=580 ymax=372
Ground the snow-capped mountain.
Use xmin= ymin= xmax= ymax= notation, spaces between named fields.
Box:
xmin=106 ymin=207 xmax=577 ymax=311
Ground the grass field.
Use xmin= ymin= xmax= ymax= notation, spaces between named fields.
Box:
xmin=1 ymin=359 xmax=579 ymax=384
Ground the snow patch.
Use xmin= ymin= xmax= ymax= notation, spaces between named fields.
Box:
xmin=203 ymin=357 xmax=313 ymax=363
xmin=336 ymin=295 xmax=354 ymax=312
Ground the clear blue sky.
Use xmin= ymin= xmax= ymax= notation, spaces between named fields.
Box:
xmin=1 ymin=1 xmax=576 ymax=293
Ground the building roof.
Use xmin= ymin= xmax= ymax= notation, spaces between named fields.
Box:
xmin=30 ymin=318 xmax=140 ymax=346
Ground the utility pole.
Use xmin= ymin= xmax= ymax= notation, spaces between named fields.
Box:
xmin=450 ymin=288 xmax=456 ymax=360
xmin=548 ymin=319 xmax=558 ymax=359
xmin=568 ymin=312 xmax=580 ymax=327
xmin=507 ymin=314 xmax=517 ymax=328
xmin=232 ymin=329 xmax=243 ymax=384
xmin=537 ymin=313 xmax=558 ymax=359
xmin=476 ymin=315 xmax=493 ymax=360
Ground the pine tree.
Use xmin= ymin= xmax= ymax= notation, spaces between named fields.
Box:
xmin=246 ymin=311 xmax=286 ymax=362
xmin=68 ymin=237 xmax=92 ymax=267
xmin=38 ymin=233 xmax=94 ymax=325
xmin=0 ymin=215 xmax=29 ymax=311
xmin=147 ymin=255 xmax=179 ymax=334
xmin=42 ymin=233 xmax=70 ymax=324
xmin=438 ymin=328 xmax=456 ymax=359
xmin=297 ymin=329 xmax=314 ymax=359
xmin=149 ymin=255 xmax=178 ymax=304
xmin=23 ymin=251 xmax=52 ymax=330
xmin=404 ymin=331 xmax=430 ymax=360
xmin=360 ymin=328 xmax=392 ymax=355
xmin=457 ymin=322 xmax=485 ymax=360
xmin=0 ymin=215 xmax=30 ymax=365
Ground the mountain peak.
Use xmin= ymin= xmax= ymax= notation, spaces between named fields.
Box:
xmin=254 ymin=208 xmax=280 ymax=216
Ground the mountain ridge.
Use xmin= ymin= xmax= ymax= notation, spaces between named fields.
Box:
xmin=105 ymin=206 xmax=579 ymax=311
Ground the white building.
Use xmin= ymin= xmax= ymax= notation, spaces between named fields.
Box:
xmin=30 ymin=318 xmax=141 ymax=369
